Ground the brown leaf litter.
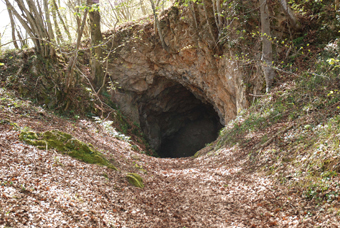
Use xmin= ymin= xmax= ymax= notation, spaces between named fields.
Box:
xmin=1 ymin=97 xmax=340 ymax=228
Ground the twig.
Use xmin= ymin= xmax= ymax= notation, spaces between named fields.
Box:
xmin=75 ymin=66 xmax=116 ymax=113
xmin=249 ymin=93 xmax=269 ymax=97
xmin=272 ymin=66 xmax=331 ymax=80
xmin=0 ymin=38 xmax=31 ymax=48
xmin=328 ymin=100 xmax=340 ymax=109
xmin=253 ymin=124 xmax=295 ymax=151
xmin=309 ymin=72 xmax=330 ymax=80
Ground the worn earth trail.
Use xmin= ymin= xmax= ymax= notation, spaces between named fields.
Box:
xmin=0 ymin=98 xmax=338 ymax=227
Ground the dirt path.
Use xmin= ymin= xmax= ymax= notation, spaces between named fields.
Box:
xmin=1 ymin=101 xmax=339 ymax=227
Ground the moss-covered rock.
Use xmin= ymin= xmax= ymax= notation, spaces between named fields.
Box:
xmin=126 ymin=173 xmax=144 ymax=188
xmin=20 ymin=130 xmax=117 ymax=170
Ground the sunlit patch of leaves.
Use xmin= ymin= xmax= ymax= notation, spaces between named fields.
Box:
xmin=93 ymin=116 xmax=131 ymax=142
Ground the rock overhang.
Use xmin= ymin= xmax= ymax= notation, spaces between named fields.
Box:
xmin=99 ymin=6 xmax=251 ymax=157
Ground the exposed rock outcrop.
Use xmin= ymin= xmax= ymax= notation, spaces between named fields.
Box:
xmin=99 ymin=6 xmax=254 ymax=156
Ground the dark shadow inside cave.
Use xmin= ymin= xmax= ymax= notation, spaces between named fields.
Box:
xmin=137 ymin=77 xmax=223 ymax=158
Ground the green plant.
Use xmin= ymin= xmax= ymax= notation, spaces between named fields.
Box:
xmin=131 ymin=145 xmax=139 ymax=151
xmin=102 ymin=173 xmax=109 ymax=179
xmin=20 ymin=129 xmax=117 ymax=170
xmin=93 ymin=116 xmax=131 ymax=142
xmin=321 ymin=171 xmax=337 ymax=179
xmin=126 ymin=173 xmax=144 ymax=188
xmin=53 ymin=156 xmax=63 ymax=166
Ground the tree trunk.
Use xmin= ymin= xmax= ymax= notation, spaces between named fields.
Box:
xmin=88 ymin=0 xmax=105 ymax=92
xmin=211 ymin=0 xmax=219 ymax=31
xmin=51 ymin=1 xmax=64 ymax=43
xmin=216 ymin=0 xmax=222 ymax=28
xmin=43 ymin=0 xmax=55 ymax=56
xmin=202 ymin=0 xmax=217 ymax=46
xmin=140 ymin=0 xmax=147 ymax=15
xmin=66 ymin=9 xmax=88 ymax=89
xmin=26 ymin=0 xmax=47 ymax=38
xmin=7 ymin=0 xmax=55 ymax=57
xmin=279 ymin=0 xmax=300 ymax=30
xmin=18 ymin=0 xmax=48 ymax=55
xmin=6 ymin=3 xmax=19 ymax=49
xmin=52 ymin=0 xmax=72 ymax=42
xmin=260 ymin=0 xmax=275 ymax=92
xmin=190 ymin=1 xmax=198 ymax=30
xmin=16 ymin=29 xmax=26 ymax=48
xmin=4 ymin=0 xmax=39 ymax=51
xmin=149 ymin=0 xmax=169 ymax=52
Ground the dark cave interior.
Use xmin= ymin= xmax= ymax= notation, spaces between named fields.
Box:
xmin=138 ymin=77 xmax=223 ymax=158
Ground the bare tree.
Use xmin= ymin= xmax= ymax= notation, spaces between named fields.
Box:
xmin=4 ymin=0 xmax=55 ymax=57
xmin=65 ymin=0 xmax=89 ymax=38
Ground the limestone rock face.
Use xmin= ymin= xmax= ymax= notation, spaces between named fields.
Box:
xmin=101 ymin=6 xmax=254 ymax=156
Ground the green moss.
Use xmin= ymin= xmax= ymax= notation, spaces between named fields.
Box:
xmin=0 ymin=119 xmax=10 ymax=125
xmin=20 ymin=130 xmax=117 ymax=170
xmin=193 ymin=150 xmax=201 ymax=158
xmin=126 ymin=173 xmax=144 ymax=188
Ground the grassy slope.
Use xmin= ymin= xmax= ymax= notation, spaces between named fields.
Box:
xmin=208 ymin=38 xmax=340 ymax=215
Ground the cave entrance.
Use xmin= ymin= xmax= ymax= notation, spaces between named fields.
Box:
xmin=138 ymin=77 xmax=223 ymax=158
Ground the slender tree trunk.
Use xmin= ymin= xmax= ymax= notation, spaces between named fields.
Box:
xmin=26 ymin=0 xmax=46 ymax=37
xmin=18 ymin=0 xmax=48 ymax=55
xmin=52 ymin=0 xmax=72 ymax=42
xmin=202 ymin=0 xmax=217 ymax=45
xmin=66 ymin=9 xmax=88 ymax=89
xmin=4 ymin=0 xmax=39 ymax=52
xmin=43 ymin=0 xmax=55 ymax=56
xmin=6 ymin=0 xmax=55 ymax=57
xmin=51 ymin=1 xmax=64 ymax=43
xmin=16 ymin=29 xmax=26 ymax=48
xmin=76 ymin=15 xmax=81 ymax=36
xmin=149 ymin=0 xmax=169 ymax=52
xmin=36 ymin=0 xmax=44 ymax=19
xmin=260 ymin=0 xmax=275 ymax=92
xmin=211 ymin=0 xmax=219 ymax=31
xmin=6 ymin=4 xmax=19 ymax=49
xmin=216 ymin=0 xmax=222 ymax=28
xmin=140 ymin=0 xmax=147 ymax=15
xmin=190 ymin=1 xmax=198 ymax=30
xmin=87 ymin=0 xmax=104 ymax=92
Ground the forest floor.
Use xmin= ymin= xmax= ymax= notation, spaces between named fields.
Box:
xmin=1 ymin=86 xmax=340 ymax=228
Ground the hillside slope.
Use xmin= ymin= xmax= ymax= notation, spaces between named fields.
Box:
xmin=1 ymin=73 xmax=340 ymax=227
xmin=1 ymin=1 xmax=340 ymax=227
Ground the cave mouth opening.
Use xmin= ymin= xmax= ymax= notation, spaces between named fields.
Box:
xmin=138 ymin=77 xmax=223 ymax=158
